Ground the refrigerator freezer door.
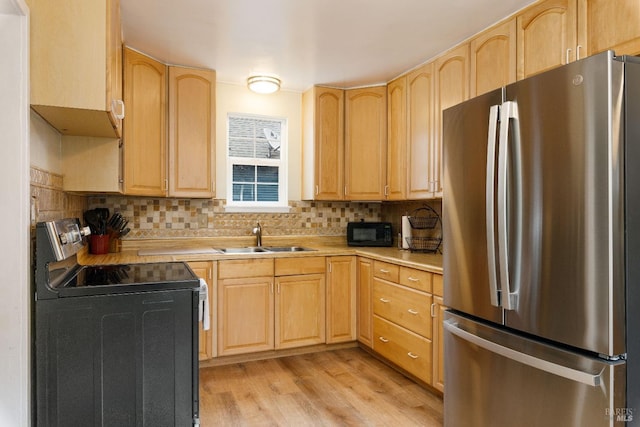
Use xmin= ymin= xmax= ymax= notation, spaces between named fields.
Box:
xmin=444 ymin=311 xmax=627 ymax=427
xmin=443 ymin=88 xmax=504 ymax=325
xmin=502 ymin=51 xmax=625 ymax=357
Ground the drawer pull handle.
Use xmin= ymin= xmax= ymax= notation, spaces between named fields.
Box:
xmin=379 ymin=298 xmax=391 ymax=303
xmin=407 ymin=277 xmax=420 ymax=282
xmin=407 ymin=352 xmax=419 ymax=359
xmin=407 ymin=309 xmax=419 ymax=315
xmin=379 ymin=336 xmax=389 ymax=343
xmin=379 ymin=268 xmax=390 ymax=274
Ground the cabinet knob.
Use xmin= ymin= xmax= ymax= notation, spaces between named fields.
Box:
xmin=378 ymin=336 xmax=389 ymax=343
xmin=407 ymin=309 xmax=419 ymax=315
xmin=379 ymin=298 xmax=390 ymax=303
xmin=407 ymin=352 xmax=419 ymax=359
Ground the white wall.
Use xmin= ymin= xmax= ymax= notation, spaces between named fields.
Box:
xmin=216 ymin=82 xmax=303 ymax=200
xmin=30 ymin=110 xmax=62 ymax=173
xmin=0 ymin=0 xmax=31 ymax=425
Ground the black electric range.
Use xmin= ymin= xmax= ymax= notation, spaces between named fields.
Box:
xmin=34 ymin=218 xmax=201 ymax=427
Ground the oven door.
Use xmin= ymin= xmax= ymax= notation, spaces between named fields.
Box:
xmin=36 ymin=289 xmax=199 ymax=427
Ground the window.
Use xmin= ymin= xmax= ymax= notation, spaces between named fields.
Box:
xmin=226 ymin=114 xmax=288 ymax=211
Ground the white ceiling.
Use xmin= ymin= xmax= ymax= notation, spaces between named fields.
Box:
xmin=120 ymin=0 xmax=536 ymax=92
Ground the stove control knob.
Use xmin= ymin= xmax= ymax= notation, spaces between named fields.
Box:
xmin=80 ymin=226 xmax=91 ymax=237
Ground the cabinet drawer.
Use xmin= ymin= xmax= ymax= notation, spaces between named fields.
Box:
xmin=373 ymin=278 xmax=432 ymax=338
xmin=373 ymin=260 xmax=400 ymax=282
xmin=218 ymin=258 xmax=274 ymax=279
xmin=432 ymin=273 xmax=443 ymax=297
xmin=399 ymin=267 xmax=432 ymax=293
xmin=373 ymin=315 xmax=432 ymax=384
xmin=275 ymin=256 xmax=325 ymax=276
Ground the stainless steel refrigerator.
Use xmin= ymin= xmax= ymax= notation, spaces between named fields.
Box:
xmin=442 ymin=50 xmax=640 ymax=426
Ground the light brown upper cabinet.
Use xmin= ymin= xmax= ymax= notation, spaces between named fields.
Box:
xmin=123 ymin=48 xmax=216 ymax=198
xmin=27 ymin=0 xmax=124 ymax=138
xmin=123 ymin=48 xmax=168 ymax=197
xmin=387 ymin=64 xmax=437 ymax=201
xmin=470 ymin=18 xmax=517 ymax=97
xmin=386 ymin=76 xmax=407 ymax=200
xmin=516 ymin=0 xmax=578 ymax=80
xmin=302 ymin=87 xmax=345 ymax=200
xmin=345 ymin=86 xmax=387 ymax=200
xmin=434 ymin=44 xmax=470 ymax=198
xmin=580 ymin=0 xmax=640 ymax=56
xmin=168 ymin=67 xmax=216 ymax=198
xmin=406 ymin=64 xmax=436 ymax=199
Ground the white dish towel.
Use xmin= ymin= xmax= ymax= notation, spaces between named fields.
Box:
xmin=199 ymin=278 xmax=210 ymax=331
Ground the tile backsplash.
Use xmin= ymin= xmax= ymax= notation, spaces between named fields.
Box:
xmin=30 ymin=166 xmax=443 ymax=246
xmin=88 ymin=197 xmax=382 ymax=239
xmin=30 ymin=167 xmax=87 ymax=226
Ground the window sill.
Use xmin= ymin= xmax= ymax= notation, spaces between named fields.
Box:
xmin=224 ymin=205 xmax=292 ymax=214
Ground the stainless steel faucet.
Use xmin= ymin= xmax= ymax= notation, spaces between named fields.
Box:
xmin=252 ymin=222 xmax=262 ymax=247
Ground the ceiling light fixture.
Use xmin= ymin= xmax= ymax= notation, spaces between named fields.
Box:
xmin=247 ymin=75 xmax=281 ymax=94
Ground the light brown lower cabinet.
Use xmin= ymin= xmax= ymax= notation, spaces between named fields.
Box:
xmin=432 ymin=295 xmax=446 ymax=392
xmin=217 ymin=259 xmax=275 ymax=356
xmin=432 ymin=274 xmax=446 ymax=393
xmin=326 ymin=256 xmax=357 ymax=343
xmin=187 ymin=261 xmax=216 ymax=360
xmin=217 ymin=257 xmax=328 ymax=357
xmin=356 ymin=257 xmax=373 ymax=347
xmin=275 ymin=257 xmax=326 ymax=349
xmin=365 ymin=258 xmax=444 ymax=391
xmin=373 ymin=315 xmax=432 ymax=384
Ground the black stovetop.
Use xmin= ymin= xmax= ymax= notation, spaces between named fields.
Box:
xmin=44 ymin=262 xmax=199 ymax=298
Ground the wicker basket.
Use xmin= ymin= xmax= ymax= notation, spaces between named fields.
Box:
xmin=405 ymin=236 xmax=442 ymax=253
xmin=407 ymin=207 xmax=439 ymax=229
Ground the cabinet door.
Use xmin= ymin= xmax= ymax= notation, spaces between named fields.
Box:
xmin=516 ymin=0 xmax=578 ymax=80
xmin=432 ymin=295 xmax=446 ymax=393
xmin=326 ymin=256 xmax=357 ymax=343
xmin=36 ymin=290 xmax=195 ymax=426
xmin=386 ymin=76 xmax=407 ymax=200
xmin=345 ymin=87 xmax=387 ymax=200
xmin=168 ymin=66 xmax=216 ymax=198
xmin=123 ymin=47 xmax=167 ymax=196
xmin=28 ymin=0 xmax=123 ymax=137
xmin=470 ymin=18 xmax=517 ymax=97
xmin=406 ymin=63 xmax=435 ymax=199
xmin=580 ymin=0 xmax=640 ymax=56
xmin=218 ymin=276 xmax=274 ymax=356
xmin=107 ymin=0 xmax=123 ymax=136
xmin=302 ymin=86 xmax=345 ymax=200
xmin=356 ymin=257 xmax=373 ymax=347
xmin=434 ymin=44 xmax=470 ymax=198
xmin=275 ymin=274 xmax=325 ymax=349
xmin=188 ymin=261 xmax=216 ymax=360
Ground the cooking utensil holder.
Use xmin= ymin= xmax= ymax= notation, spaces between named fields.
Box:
xmin=90 ymin=234 xmax=109 ymax=254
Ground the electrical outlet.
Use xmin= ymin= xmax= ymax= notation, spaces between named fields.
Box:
xmin=198 ymin=214 xmax=208 ymax=228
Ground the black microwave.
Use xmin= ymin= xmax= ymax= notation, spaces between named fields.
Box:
xmin=347 ymin=221 xmax=393 ymax=247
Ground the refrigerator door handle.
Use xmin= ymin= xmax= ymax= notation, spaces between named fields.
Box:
xmin=444 ymin=320 xmax=603 ymax=387
xmin=497 ymin=101 xmax=521 ymax=310
xmin=486 ymin=104 xmax=501 ymax=307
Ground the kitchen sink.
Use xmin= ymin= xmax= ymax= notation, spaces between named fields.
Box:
xmin=221 ymin=247 xmax=270 ymax=254
xmin=262 ymin=246 xmax=316 ymax=252
xmin=219 ymin=246 xmax=316 ymax=254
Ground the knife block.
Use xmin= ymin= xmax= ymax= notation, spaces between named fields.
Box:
xmin=108 ymin=234 xmax=121 ymax=253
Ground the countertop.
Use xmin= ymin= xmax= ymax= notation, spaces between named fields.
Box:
xmin=78 ymin=237 xmax=443 ymax=274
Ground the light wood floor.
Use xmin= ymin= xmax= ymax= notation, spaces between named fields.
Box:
xmin=199 ymin=347 xmax=443 ymax=426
